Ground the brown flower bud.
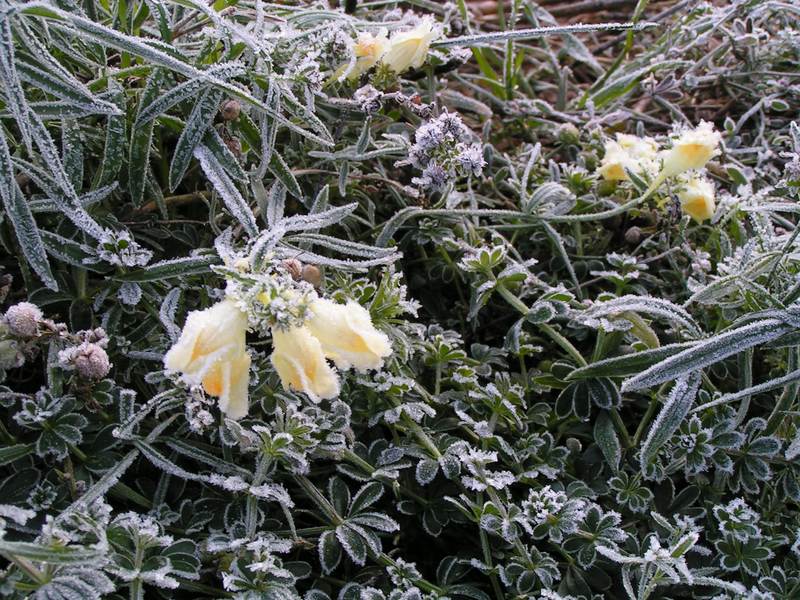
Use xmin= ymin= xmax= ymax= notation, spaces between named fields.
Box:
xmin=282 ymin=259 xmax=303 ymax=280
xmin=624 ymin=226 xmax=642 ymax=244
xmin=301 ymin=264 xmax=322 ymax=288
xmin=221 ymin=99 xmax=241 ymax=121
xmin=73 ymin=343 xmax=111 ymax=379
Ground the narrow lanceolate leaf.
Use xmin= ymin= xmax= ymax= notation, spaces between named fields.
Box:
xmin=95 ymin=79 xmax=126 ymax=188
xmin=594 ymin=412 xmax=621 ymax=472
xmin=0 ymin=132 xmax=57 ymax=290
xmin=566 ymin=342 xmax=696 ymax=380
xmin=582 ymin=295 xmax=702 ymax=337
xmin=203 ymin=128 xmax=247 ymax=182
xmin=61 ymin=119 xmax=83 ymax=191
xmin=0 ymin=541 xmax=103 ymax=565
xmin=640 ymin=372 xmax=701 ymax=469
xmin=114 ymin=253 xmax=221 ymax=282
xmin=129 ymin=68 xmax=168 ymax=207
xmin=621 ymin=319 xmax=794 ymax=392
xmin=0 ymin=16 xmax=32 ymax=151
xmin=269 ymin=150 xmax=302 ymax=199
xmin=692 ymin=368 xmax=800 ymax=413
xmin=169 ymin=88 xmax=221 ymax=191
xmin=135 ymin=64 xmax=242 ymax=126
xmin=194 ymin=144 xmax=258 ymax=237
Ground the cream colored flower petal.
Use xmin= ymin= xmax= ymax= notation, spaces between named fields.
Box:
xmin=165 ymin=297 xmax=251 ymax=419
xmin=679 ymin=176 xmax=715 ymax=222
xmin=271 ymin=326 xmax=340 ymax=401
xmin=307 ymin=298 xmax=392 ymax=371
xmin=205 ymin=351 xmax=251 ymax=420
xmin=661 ymin=121 xmax=721 ymax=176
xmin=383 ymin=19 xmax=440 ymax=74
xmin=164 ymin=298 xmax=247 ymax=382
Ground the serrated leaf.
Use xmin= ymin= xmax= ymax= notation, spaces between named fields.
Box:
xmin=349 ymin=481 xmax=383 ymax=514
xmin=318 ymin=530 xmax=341 ymax=574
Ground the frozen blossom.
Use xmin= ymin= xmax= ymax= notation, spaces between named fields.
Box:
xmin=93 ymin=229 xmax=153 ymax=268
xmin=401 ymin=110 xmax=485 ymax=192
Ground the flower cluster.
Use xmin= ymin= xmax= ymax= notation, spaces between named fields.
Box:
xmin=337 ymin=17 xmax=442 ymax=81
xmin=597 ymin=121 xmax=722 ymax=222
xmin=403 ymin=110 xmax=485 ymax=191
xmin=163 ymin=259 xmax=392 ymax=419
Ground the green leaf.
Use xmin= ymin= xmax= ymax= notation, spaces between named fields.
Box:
xmin=0 ymin=132 xmax=57 ymax=290
xmin=318 ymin=530 xmax=341 ymax=574
xmin=113 ymin=254 xmax=221 ymax=282
xmin=593 ymin=412 xmax=621 ymax=472
xmin=0 ymin=540 xmax=102 ymax=565
xmin=0 ymin=443 xmax=34 ymax=466
xmin=640 ymin=372 xmax=701 ymax=469
xmin=622 ymin=319 xmax=793 ymax=392
xmin=129 ymin=68 xmax=168 ymax=207
xmin=168 ymin=88 xmax=221 ymax=192
xmin=567 ymin=342 xmax=697 ymax=380
xmin=95 ymin=79 xmax=126 ymax=189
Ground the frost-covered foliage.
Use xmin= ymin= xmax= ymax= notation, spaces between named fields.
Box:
xmin=1 ymin=0 xmax=800 ymax=599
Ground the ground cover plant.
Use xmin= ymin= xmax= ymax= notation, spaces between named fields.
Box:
xmin=0 ymin=0 xmax=799 ymax=598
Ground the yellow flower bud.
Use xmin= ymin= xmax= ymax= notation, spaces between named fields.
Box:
xmin=164 ymin=298 xmax=251 ymax=419
xmin=306 ymin=298 xmax=392 ymax=371
xmin=678 ymin=176 xmax=716 ymax=222
xmin=661 ymin=121 xmax=721 ymax=177
xmin=270 ymin=326 xmax=340 ymax=401
xmin=382 ymin=18 xmax=440 ymax=74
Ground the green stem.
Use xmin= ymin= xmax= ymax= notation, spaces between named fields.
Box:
xmin=495 ymin=282 xmax=588 ymax=367
xmin=543 ymin=171 xmax=668 ymax=223
xmin=4 ymin=554 xmax=47 ymax=585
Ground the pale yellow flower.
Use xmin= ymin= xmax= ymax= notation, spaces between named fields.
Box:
xmin=382 ymin=18 xmax=441 ymax=74
xmin=335 ymin=30 xmax=390 ymax=81
xmin=164 ymin=298 xmax=251 ymax=419
xmin=661 ymin=121 xmax=721 ymax=176
xmin=597 ymin=134 xmax=660 ymax=181
xmin=201 ymin=350 xmax=251 ymax=420
xmin=598 ymin=143 xmax=639 ymax=181
xmin=306 ymin=298 xmax=392 ymax=371
xmin=270 ymin=326 xmax=340 ymax=401
xmin=679 ymin=176 xmax=715 ymax=222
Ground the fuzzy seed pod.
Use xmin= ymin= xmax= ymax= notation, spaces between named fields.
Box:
xmin=4 ymin=302 xmax=43 ymax=338
xmin=73 ymin=343 xmax=112 ymax=379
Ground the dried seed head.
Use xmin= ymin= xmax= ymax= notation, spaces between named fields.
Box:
xmin=73 ymin=343 xmax=111 ymax=379
xmin=221 ymin=99 xmax=241 ymax=121
xmin=301 ymin=264 xmax=322 ymax=288
xmin=4 ymin=302 xmax=43 ymax=338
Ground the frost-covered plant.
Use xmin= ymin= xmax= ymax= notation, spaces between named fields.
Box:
xmin=2 ymin=0 xmax=800 ymax=599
